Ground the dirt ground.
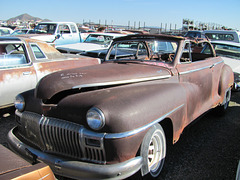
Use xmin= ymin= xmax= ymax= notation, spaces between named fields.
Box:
xmin=1 ymin=91 xmax=240 ymax=180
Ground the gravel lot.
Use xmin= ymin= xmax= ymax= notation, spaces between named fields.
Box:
xmin=1 ymin=92 xmax=240 ymax=180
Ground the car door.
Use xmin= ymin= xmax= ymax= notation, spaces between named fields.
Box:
xmin=0 ymin=43 xmax=37 ymax=108
xmin=55 ymin=24 xmax=75 ymax=46
xmin=176 ymin=41 xmax=215 ymax=123
xmin=70 ymin=24 xmax=81 ymax=44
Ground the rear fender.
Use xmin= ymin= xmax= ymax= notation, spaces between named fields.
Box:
xmin=218 ymin=64 xmax=234 ymax=101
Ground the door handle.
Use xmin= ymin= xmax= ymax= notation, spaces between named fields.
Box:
xmin=23 ymin=71 xmax=31 ymax=75
xmin=210 ymin=64 xmax=215 ymax=69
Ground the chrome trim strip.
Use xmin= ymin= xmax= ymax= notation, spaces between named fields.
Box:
xmin=179 ymin=60 xmax=224 ymax=75
xmin=104 ymin=104 xmax=184 ymax=139
xmin=16 ymin=103 xmax=183 ymax=143
xmin=72 ymin=75 xmax=171 ymax=89
xmin=214 ymin=60 xmax=224 ymax=66
xmin=180 ymin=66 xmax=210 ymax=75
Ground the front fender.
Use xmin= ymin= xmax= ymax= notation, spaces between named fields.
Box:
xmin=97 ymin=81 xmax=187 ymax=134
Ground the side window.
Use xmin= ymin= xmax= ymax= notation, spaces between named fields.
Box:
xmin=205 ymin=33 xmax=234 ymax=41
xmin=70 ymin=25 xmax=77 ymax=33
xmin=58 ymin=25 xmax=71 ymax=34
xmin=180 ymin=41 xmax=214 ymax=63
xmin=31 ymin=44 xmax=46 ymax=59
xmin=0 ymin=43 xmax=28 ymax=67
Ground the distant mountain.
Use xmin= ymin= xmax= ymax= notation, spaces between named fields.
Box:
xmin=7 ymin=13 xmax=51 ymax=22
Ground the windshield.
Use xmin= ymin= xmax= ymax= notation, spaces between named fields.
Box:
xmin=84 ymin=34 xmax=114 ymax=45
xmin=212 ymin=43 xmax=240 ymax=60
xmin=106 ymin=40 xmax=178 ymax=62
xmin=32 ymin=24 xmax=57 ymax=34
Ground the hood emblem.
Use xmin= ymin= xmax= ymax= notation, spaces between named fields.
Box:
xmin=60 ymin=72 xmax=86 ymax=80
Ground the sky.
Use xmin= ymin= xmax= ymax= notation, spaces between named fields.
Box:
xmin=0 ymin=0 xmax=240 ymax=30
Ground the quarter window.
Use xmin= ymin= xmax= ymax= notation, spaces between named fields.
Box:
xmin=31 ymin=44 xmax=46 ymax=59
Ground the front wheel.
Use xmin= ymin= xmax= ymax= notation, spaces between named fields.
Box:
xmin=140 ymin=124 xmax=166 ymax=179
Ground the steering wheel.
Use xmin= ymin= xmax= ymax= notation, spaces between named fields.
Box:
xmin=150 ymin=52 xmax=161 ymax=60
xmin=168 ymin=53 xmax=175 ymax=62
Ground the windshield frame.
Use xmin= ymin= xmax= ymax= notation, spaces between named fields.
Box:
xmin=105 ymin=39 xmax=179 ymax=64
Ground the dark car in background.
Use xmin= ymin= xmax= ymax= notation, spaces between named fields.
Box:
xmin=184 ymin=30 xmax=205 ymax=38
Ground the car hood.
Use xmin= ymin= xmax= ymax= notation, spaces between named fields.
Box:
xmin=35 ymin=62 xmax=172 ymax=100
xmin=56 ymin=43 xmax=108 ymax=53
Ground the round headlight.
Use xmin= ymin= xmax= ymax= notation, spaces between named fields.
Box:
xmin=14 ymin=94 xmax=25 ymax=112
xmin=87 ymin=107 xmax=105 ymax=130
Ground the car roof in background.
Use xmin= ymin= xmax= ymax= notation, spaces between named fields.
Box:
xmin=0 ymin=36 xmax=21 ymax=42
xmin=87 ymin=32 xmax=126 ymax=37
xmin=203 ymin=30 xmax=240 ymax=33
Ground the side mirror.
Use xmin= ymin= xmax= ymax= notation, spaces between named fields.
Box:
xmin=56 ymin=34 xmax=61 ymax=39
xmin=52 ymin=34 xmax=61 ymax=43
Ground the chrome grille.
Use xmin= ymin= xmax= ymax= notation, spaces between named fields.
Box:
xmin=40 ymin=116 xmax=83 ymax=159
xmin=18 ymin=111 xmax=106 ymax=163
xmin=85 ymin=147 xmax=105 ymax=162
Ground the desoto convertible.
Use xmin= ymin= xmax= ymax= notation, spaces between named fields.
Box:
xmin=8 ymin=34 xmax=234 ymax=179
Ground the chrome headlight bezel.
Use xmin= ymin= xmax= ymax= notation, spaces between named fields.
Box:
xmin=87 ymin=107 xmax=105 ymax=130
xmin=14 ymin=94 xmax=25 ymax=112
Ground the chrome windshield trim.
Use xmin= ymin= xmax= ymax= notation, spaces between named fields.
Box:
xmin=72 ymin=75 xmax=171 ymax=89
xmin=179 ymin=60 xmax=224 ymax=75
xmin=104 ymin=104 xmax=184 ymax=139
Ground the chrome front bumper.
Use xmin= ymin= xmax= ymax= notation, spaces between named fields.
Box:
xmin=8 ymin=127 xmax=142 ymax=180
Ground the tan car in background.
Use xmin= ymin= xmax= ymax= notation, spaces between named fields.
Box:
xmin=0 ymin=144 xmax=55 ymax=180
xmin=0 ymin=36 xmax=100 ymax=110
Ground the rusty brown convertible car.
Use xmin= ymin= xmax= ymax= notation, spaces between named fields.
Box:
xmin=8 ymin=34 xmax=234 ymax=179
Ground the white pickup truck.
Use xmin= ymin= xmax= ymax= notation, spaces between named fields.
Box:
xmin=27 ymin=22 xmax=82 ymax=46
